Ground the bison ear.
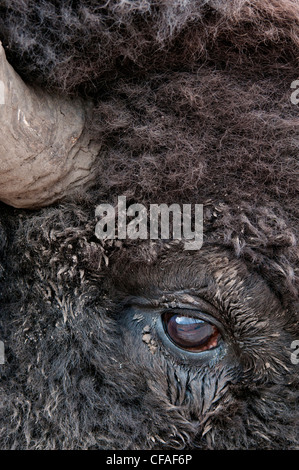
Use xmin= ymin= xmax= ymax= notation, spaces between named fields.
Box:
xmin=0 ymin=42 xmax=101 ymax=209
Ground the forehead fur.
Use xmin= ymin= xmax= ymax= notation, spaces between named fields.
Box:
xmin=0 ymin=0 xmax=298 ymax=298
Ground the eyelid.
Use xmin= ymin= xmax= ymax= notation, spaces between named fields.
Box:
xmin=161 ymin=298 xmax=218 ymax=317
xmin=123 ymin=292 xmax=219 ymax=318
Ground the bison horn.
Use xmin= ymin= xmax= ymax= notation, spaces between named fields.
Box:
xmin=0 ymin=41 xmax=101 ymax=209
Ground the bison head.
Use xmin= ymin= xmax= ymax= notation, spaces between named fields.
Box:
xmin=0 ymin=0 xmax=298 ymax=450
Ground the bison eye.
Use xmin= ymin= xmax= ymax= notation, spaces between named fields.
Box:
xmin=162 ymin=312 xmax=220 ymax=353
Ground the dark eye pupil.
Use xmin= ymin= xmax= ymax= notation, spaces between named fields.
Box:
xmin=162 ymin=312 xmax=220 ymax=352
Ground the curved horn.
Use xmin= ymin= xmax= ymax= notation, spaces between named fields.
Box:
xmin=0 ymin=42 xmax=101 ymax=209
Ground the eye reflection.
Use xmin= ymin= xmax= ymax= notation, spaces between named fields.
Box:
xmin=162 ymin=312 xmax=220 ymax=352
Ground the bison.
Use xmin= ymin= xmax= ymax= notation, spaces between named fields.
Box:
xmin=0 ymin=0 xmax=298 ymax=449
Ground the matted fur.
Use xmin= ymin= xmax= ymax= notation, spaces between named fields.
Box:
xmin=0 ymin=0 xmax=298 ymax=449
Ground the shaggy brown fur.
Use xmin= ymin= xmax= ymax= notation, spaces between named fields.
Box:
xmin=0 ymin=0 xmax=298 ymax=449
